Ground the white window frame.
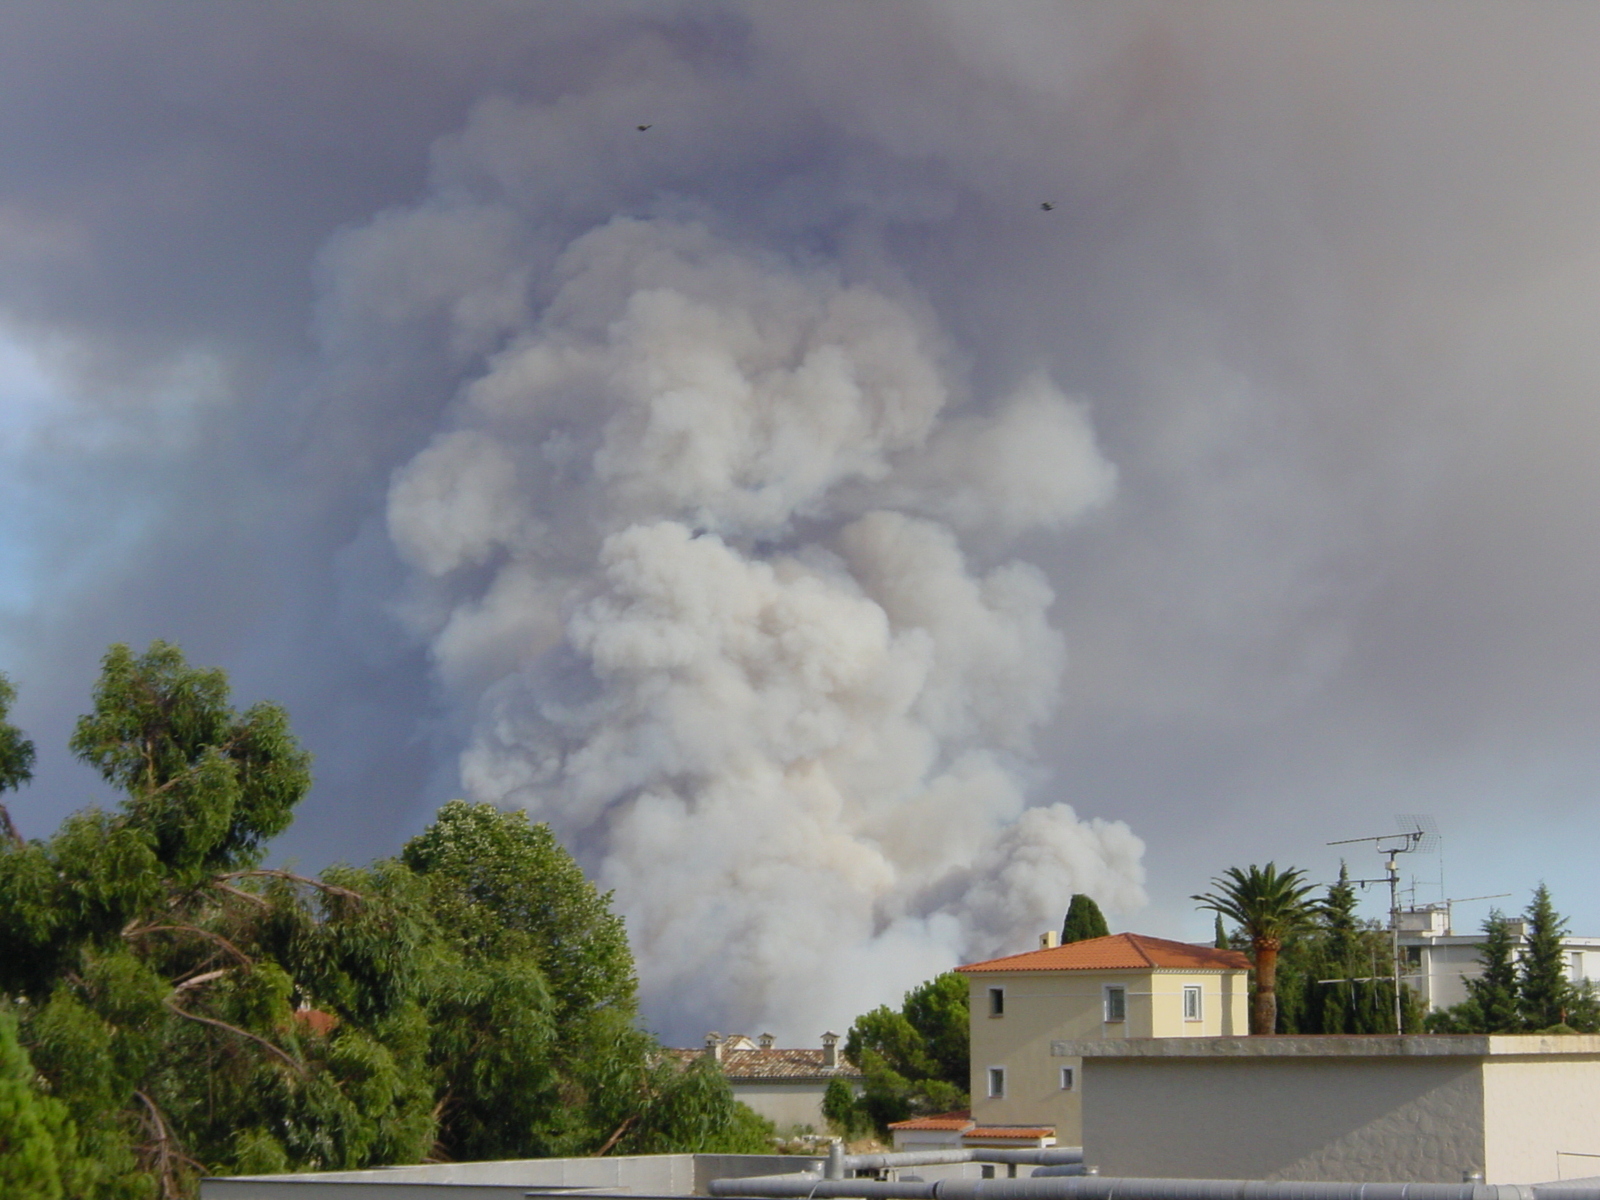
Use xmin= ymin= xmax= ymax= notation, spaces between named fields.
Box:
xmin=1103 ymin=984 xmax=1127 ymax=1023
xmin=1183 ymin=984 xmax=1203 ymax=1022
xmin=987 ymin=1066 xmax=1006 ymax=1098
xmin=1059 ymin=1066 xmax=1075 ymax=1091
xmin=988 ymin=986 xmax=1005 ymax=1017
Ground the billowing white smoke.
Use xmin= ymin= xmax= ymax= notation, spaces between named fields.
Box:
xmin=384 ymin=215 xmax=1144 ymax=1040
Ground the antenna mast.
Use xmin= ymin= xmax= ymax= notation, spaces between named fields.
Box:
xmin=1328 ymin=816 xmax=1439 ymax=1033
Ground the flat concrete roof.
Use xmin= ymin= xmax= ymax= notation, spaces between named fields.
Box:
xmin=1055 ymin=1034 xmax=1600 ymax=1058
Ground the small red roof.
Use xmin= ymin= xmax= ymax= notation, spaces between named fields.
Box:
xmin=890 ymin=1112 xmax=972 ymax=1132
xmin=968 ymin=1126 xmax=1056 ymax=1140
xmin=957 ymin=932 xmax=1250 ymax=974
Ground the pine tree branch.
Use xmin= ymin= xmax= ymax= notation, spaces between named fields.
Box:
xmin=593 ymin=1112 xmax=639 ymax=1157
xmin=0 ymin=801 xmax=23 ymax=848
xmin=214 ymin=868 xmax=363 ymax=902
xmin=162 ymin=999 xmax=308 ymax=1077
xmin=125 ymin=922 xmax=254 ymax=966
xmin=172 ymin=968 xmax=232 ymax=992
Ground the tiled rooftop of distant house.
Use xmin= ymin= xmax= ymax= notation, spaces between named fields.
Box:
xmin=957 ymin=932 xmax=1250 ymax=974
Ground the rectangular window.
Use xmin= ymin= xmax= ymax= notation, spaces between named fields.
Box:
xmin=1183 ymin=985 xmax=1203 ymax=1021
xmin=988 ymin=986 xmax=1005 ymax=1017
xmin=987 ymin=1067 xmax=1005 ymax=1098
xmin=1573 ymin=951 xmax=1585 ymax=981
xmin=1059 ymin=1066 xmax=1075 ymax=1091
xmin=1104 ymin=985 xmax=1126 ymax=1023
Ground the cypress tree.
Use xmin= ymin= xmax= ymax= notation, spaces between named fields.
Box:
xmin=1061 ymin=894 xmax=1109 ymax=943
xmin=1519 ymin=884 xmax=1572 ymax=1030
xmin=1213 ymin=914 xmax=1230 ymax=950
xmin=1466 ymin=910 xmax=1522 ymax=1032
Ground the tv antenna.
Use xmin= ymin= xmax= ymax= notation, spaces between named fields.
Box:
xmin=1328 ymin=815 xmax=1439 ymax=1033
xmin=1442 ymin=893 xmax=1512 ymax=935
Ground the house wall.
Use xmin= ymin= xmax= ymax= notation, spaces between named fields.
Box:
xmin=966 ymin=970 xmax=1246 ymax=1143
xmin=1080 ymin=1054 xmax=1488 ymax=1182
xmin=729 ymin=1079 xmax=834 ymax=1132
xmin=1482 ymin=1055 xmax=1600 ymax=1184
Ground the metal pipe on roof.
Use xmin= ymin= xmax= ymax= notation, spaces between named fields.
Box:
xmin=929 ymin=1180 xmax=1545 ymax=1200
xmin=842 ymin=1150 xmax=1083 ymax=1171
xmin=710 ymin=1175 xmax=1569 ymax=1200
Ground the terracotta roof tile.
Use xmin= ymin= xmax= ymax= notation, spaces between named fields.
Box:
xmin=889 ymin=1112 xmax=973 ymax=1132
xmin=957 ymin=932 xmax=1250 ymax=974
xmin=968 ymin=1127 xmax=1056 ymax=1139
xmin=664 ymin=1047 xmax=863 ymax=1081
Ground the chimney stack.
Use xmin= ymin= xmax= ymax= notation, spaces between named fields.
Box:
xmin=821 ymin=1030 xmax=839 ymax=1068
xmin=758 ymin=1032 xmax=775 ymax=1050
xmin=705 ymin=1032 xmax=723 ymax=1062
xmin=1040 ymin=929 xmax=1061 ymax=949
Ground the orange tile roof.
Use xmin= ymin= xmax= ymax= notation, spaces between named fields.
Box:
xmin=957 ymin=932 xmax=1250 ymax=974
xmin=889 ymin=1112 xmax=972 ymax=1132
xmin=968 ymin=1127 xmax=1056 ymax=1139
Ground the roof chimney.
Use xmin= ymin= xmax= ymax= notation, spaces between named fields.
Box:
xmin=821 ymin=1030 xmax=839 ymax=1068
xmin=758 ymin=1032 xmax=775 ymax=1050
xmin=705 ymin=1031 xmax=723 ymax=1062
xmin=1040 ymin=929 xmax=1061 ymax=949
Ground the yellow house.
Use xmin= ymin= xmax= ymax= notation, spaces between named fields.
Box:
xmin=957 ymin=932 xmax=1251 ymax=1144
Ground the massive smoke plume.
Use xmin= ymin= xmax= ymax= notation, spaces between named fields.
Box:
xmin=373 ymin=212 xmax=1139 ymax=1036
xmin=7 ymin=3 xmax=1600 ymax=1039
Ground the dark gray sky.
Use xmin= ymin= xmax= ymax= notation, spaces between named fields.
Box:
xmin=3 ymin=2 xmax=1598 ymax=1039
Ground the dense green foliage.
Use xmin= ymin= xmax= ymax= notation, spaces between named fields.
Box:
xmin=1271 ymin=866 xmax=1424 ymax=1035
xmin=0 ymin=644 xmax=770 ymax=1199
xmin=1194 ymin=862 xmax=1317 ymax=1035
xmin=0 ymin=1007 xmax=84 ymax=1200
xmin=840 ymin=972 xmax=969 ymax=1132
xmin=1425 ymin=888 xmax=1600 ymax=1034
xmin=1060 ymin=895 xmax=1109 ymax=944
xmin=0 ymin=670 xmax=38 ymax=845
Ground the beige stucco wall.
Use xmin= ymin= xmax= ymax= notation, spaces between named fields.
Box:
xmin=1068 ymin=1036 xmax=1600 ymax=1184
xmin=1080 ymin=1054 xmax=1486 ymax=1182
xmin=1483 ymin=1055 xmax=1600 ymax=1183
xmin=730 ymin=1080 xmax=836 ymax=1132
xmin=967 ymin=970 xmax=1246 ymax=1142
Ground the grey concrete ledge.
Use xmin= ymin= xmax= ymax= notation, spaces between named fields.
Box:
xmin=1055 ymin=1035 xmax=1600 ymax=1058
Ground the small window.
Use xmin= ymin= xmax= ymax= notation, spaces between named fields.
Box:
xmin=981 ymin=1166 xmax=996 ymax=1180
xmin=1183 ymin=985 xmax=1203 ymax=1021
xmin=1104 ymin=985 xmax=1126 ymax=1023
xmin=988 ymin=986 xmax=1005 ymax=1017
xmin=1572 ymin=952 xmax=1585 ymax=981
xmin=987 ymin=1067 xmax=1005 ymax=1098
xmin=1059 ymin=1066 xmax=1075 ymax=1091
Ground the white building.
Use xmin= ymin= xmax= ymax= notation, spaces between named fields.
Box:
xmin=672 ymin=1032 xmax=863 ymax=1133
xmin=1398 ymin=907 xmax=1600 ymax=1011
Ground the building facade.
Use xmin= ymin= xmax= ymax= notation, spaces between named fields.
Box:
xmin=957 ymin=933 xmax=1250 ymax=1144
xmin=1398 ymin=906 xmax=1600 ymax=1011
xmin=677 ymin=1032 xmax=862 ymax=1133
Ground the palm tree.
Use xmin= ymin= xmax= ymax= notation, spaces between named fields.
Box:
xmin=1193 ymin=863 xmax=1317 ymax=1035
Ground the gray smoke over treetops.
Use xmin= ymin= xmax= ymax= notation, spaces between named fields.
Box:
xmin=4 ymin=2 xmax=1600 ymax=1039
xmin=373 ymin=212 xmax=1139 ymax=1033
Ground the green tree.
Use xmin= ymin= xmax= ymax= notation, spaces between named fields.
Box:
xmin=0 ymin=1006 xmax=81 ymax=1200
xmin=1193 ymin=863 xmax=1317 ymax=1035
xmin=0 ymin=671 xmax=35 ymax=847
xmin=821 ymin=1077 xmax=865 ymax=1138
xmin=3 ymin=646 xmax=770 ymax=1195
xmin=1213 ymin=915 xmax=1231 ymax=951
xmin=70 ymin=641 xmax=311 ymax=882
xmin=843 ymin=973 xmax=969 ymax=1132
xmin=1519 ymin=884 xmax=1572 ymax=1031
xmin=1061 ymin=895 xmax=1109 ymax=944
xmin=1468 ymin=910 xmax=1522 ymax=1032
